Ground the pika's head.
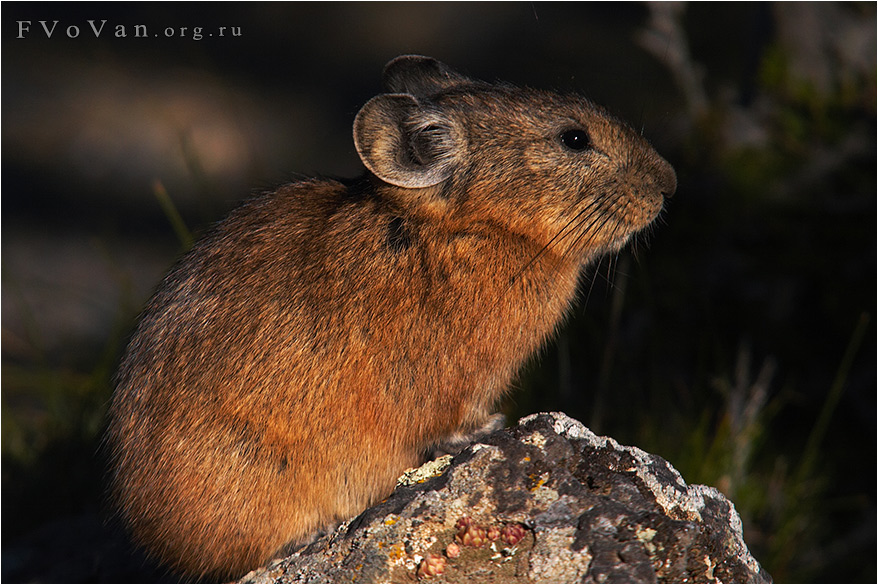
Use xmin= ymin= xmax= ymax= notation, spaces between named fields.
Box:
xmin=354 ymin=55 xmax=676 ymax=261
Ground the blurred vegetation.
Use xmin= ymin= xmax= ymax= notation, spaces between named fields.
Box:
xmin=2 ymin=2 xmax=875 ymax=583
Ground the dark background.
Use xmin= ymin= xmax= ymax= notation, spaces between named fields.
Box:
xmin=2 ymin=2 xmax=875 ymax=582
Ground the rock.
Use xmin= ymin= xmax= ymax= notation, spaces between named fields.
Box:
xmin=240 ymin=412 xmax=771 ymax=583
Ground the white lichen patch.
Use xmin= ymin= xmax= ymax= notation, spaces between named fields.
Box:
xmin=635 ymin=525 xmax=658 ymax=554
xmin=703 ymin=553 xmax=716 ymax=581
xmin=527 ymin=526 xmax=592 ymax=583
xmin=521 ymin=431 xmax=547 ymax=449
xmin=532 ymin=483 xmax=560 ymax=508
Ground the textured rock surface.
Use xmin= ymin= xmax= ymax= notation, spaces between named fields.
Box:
xmin=241 ymin=412 xmax=770 ymax=583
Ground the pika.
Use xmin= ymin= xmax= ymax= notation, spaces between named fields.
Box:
xmin=105 ymin=55 xmax=676 ymax=579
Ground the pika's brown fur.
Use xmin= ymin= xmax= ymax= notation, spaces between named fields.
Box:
xmin=105 ymin=55 xmax=676 ymax=579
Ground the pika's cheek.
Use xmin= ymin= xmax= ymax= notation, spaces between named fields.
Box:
xmin=522 ymin=143 xmax=562 ymax=176
xmin=521 ymin=144 xmax=600 ymax=200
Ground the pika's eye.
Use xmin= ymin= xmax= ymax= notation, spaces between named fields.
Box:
xmin=559 ymin=129 xmax=590 ymax=151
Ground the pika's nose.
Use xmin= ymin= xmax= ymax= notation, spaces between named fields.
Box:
xmin=656 ymin=156 xmax=677 ymax=199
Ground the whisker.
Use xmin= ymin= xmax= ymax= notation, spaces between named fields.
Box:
xmin=507 ymin=198 xmax=603 ymax=285
xmin=581 ymin=255 xmax=605 ymax=310
xmin=559 ymin=195 xmax=623 ymax=261
xmin=499 ymin=187 xmax=638 ymax=316
xmin=604 ymin=254 xmax=619 ymax=292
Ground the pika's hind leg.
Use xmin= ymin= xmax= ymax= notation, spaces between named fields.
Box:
xmin=427 ymin=412 xmax=506 ymax=459
xmin=274 ymin=520 xmax=340 ymax=559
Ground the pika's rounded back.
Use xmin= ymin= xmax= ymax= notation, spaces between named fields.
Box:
xmin=105 ymin=55 xmax=676 ymax=579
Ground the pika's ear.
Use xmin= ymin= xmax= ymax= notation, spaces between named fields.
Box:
xmin=382 ymin=55 xmax=473 ymax=96
xmin=353 ymin=93 xmax=459 ymax=189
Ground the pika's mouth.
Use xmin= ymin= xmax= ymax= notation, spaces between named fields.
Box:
xmin=573 ymin=182 xmax=665 ymax=260
xmin=617 ymin=189 xmax=665 ymax=230
xmin=607 ymin=155 xmax=674 ymax=234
